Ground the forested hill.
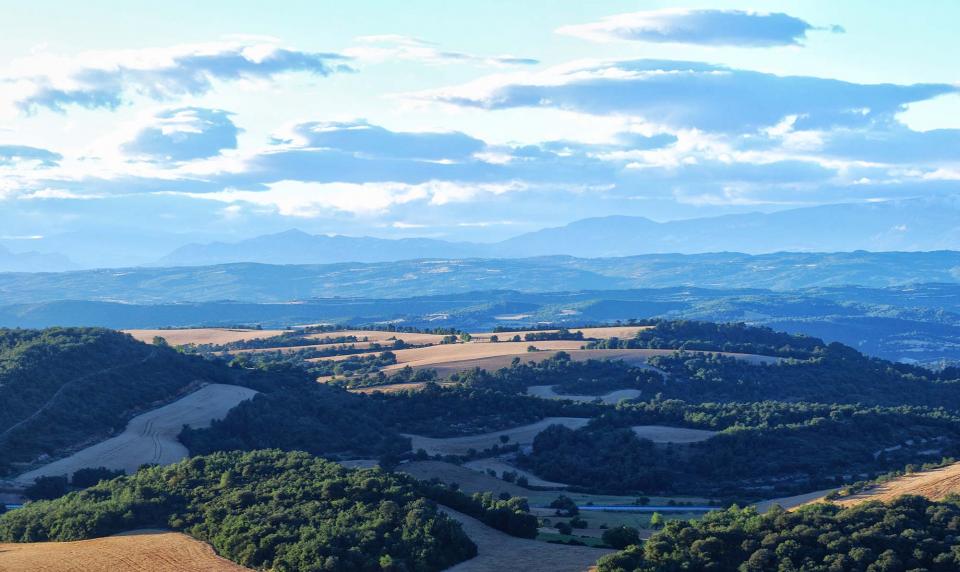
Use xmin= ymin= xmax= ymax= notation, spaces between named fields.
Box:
xmin=0 ymin=450 xmax=479 ymax=571
xmin=3 ymin=251 xmax=960 ymax=305
xmin=0 ymin=328 xmax=299 ymax=474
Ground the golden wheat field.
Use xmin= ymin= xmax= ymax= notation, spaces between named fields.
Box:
xmin=124 ymin=328 xmax=286 ymax=346
xmin=0 ymin=530 xmax=250 ymax=572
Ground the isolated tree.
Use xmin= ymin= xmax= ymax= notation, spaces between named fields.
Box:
xmin=649 ymin=512 xmax=665 ymax=529
xmin=602 ymin=526 xmax=640 ymax=549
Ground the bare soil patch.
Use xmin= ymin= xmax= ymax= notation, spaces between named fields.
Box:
xmin=404 ymin=418 xmax=590 ymax=456
xmin=441 ymin=508 xmax=612 ymax=572
xmin=15 ymin=384 xmax=257 ymax=484
xmin=0 ymin=530 xmax=250 ymax=572
xmin=124 ymin=328 xmax=285 ymax=346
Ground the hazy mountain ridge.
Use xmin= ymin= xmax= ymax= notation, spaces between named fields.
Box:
xmin=155 ymin=198 xmax=960 ymax=266
xmin=0 ymin=244 xmax=76 ymax=272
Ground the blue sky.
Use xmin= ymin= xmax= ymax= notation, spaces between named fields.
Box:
xmin=1 ymin=0 xmax=958 ymax=251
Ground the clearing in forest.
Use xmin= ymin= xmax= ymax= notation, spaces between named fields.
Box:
xmin=441 ymin=507 xmax=612 ymax=572
xmin=631 ymin=425 xmax=718 ymax=444
xmin=525 ymin=385 xmax=643 ymax=404
xmin=403 ymin=417 xmax=590 ymax=456
xmin=0 ymin=530 xmax=250 ymax=572
xmin=400 ymin=461 xmax=533 ymax=496
xmin=15 ymin=384 xmax=257 ymax=484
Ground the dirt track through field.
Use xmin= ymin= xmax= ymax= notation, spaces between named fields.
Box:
xmin=0 ymin=530 xmax=250 ymax=572
xmin=404 ymin=418 xmax=590 ymax=456
xmin=15 ymin=384 xmax=257 ymax=484
xmin=441 ymin=507 xmax=612 ymax=572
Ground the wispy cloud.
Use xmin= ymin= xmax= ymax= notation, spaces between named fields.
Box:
xmin=345 ymin=35 xmax=538 ymax=67
xmin=4 ymin=40 xmax=352 ymax=113
xmin=557 ymin=8 xmax=842 ymax=47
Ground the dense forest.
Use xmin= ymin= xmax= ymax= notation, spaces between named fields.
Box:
xmin=0 ymin=450 xmax=478 ymax=571
xmin=0 ymin=328 xmax=299 ymax=474
xmin=597 ymin=496 xmax=960 ymax=571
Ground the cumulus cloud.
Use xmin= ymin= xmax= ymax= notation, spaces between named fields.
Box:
xmin=557 ymin=9 xmax=840 ymax=47
xmin=122 ymin=107 xmax=239 ymax=161
xmin=344 ymin=35 xmax=538 ymax=67
xmin=6 ymin=40 xmax=352 ymax=112
xmin=412 ymin=59 xmax=956 ymax=133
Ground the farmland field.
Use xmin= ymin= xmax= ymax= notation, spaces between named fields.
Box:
xmin=0 ymin=530 xmax=250 ymax=572
xmin=400 ymin=460 xmax=531 ymax=496
xmin=829 ymin=462 xmax=960 ymax=508
xmin=124 ymin=328 xmax=285 ymax=346
xmin=15 ymin=384 xmax=257 ymax=484
xmin=306 ymin=330 xmax=448 ymax=345
xmin=463 ymin=458 xmax=569 ymax=488
xmin=441 ymin=508 xmax=612 ymax=572
xmin=404 ymin=417 xmax=591 ymax=456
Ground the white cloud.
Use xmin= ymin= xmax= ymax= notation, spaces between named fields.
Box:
xmin=2 ymin=39 xmax=351 ymax=114
xmin=557 ymin=9 xmax=840 ymax=47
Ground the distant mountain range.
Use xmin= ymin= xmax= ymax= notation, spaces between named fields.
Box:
xmin=2 ymin=250 xmax=960 ymax=305
xmin=156 ymin=198 xmax=960 ymax=266
xmin=0 ymin=244 xmax=76 ymax=272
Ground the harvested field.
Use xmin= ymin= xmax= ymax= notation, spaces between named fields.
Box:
xmin=403 ymin=417 xmax=590 ymax=456
xmin=526 ymin=385 xmax=642 ymax=404
xmin=631 ymin=425 xmax=719 ymax=443
xmin=225 ymin=341 xmax=379 ymax=355
xmin=330 ymin=347 xmax=776 ymax=376
xmin=463 ymin=458 xmax=568 ymax=488
xmin=0 ymin=530 xmax=250 ymax=572
xmin=825 ymin=462 xmax=960 ymax=508
xmin=306 ymin=330 xmax=447 ymax=345
xmin=442 ymin=507 xmax=612 ymax=572
xmin=124 ymin=328 xmax=285 ymax=347
xmin=400 ymin=461 xmax=531 ymax=496
xmin=15 ymin=384 xmax=257 ymax=484
xmin=348 ymin=381 xmax=452 ymax=394
xmin=469 ymin=325 xmax=653 ymax=342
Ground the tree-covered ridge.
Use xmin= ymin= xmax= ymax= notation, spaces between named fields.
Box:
xmin=0 ymin=450 xmax=477 ymax=572
xmin=521 ymin=404 xmax=960 ymax=497
xmin=589 ymin=320 xmax=827 ymax=358
xmin=0 ymin=327 xmax=298 ymax=474
xmin=597 ymin=496 xmax=960 ymax=571
xmin=180 ymin=384 xmax=412 ymax=459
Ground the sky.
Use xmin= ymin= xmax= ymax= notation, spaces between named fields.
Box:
xmin=1 ymin=0 xmax=959 ymax=255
